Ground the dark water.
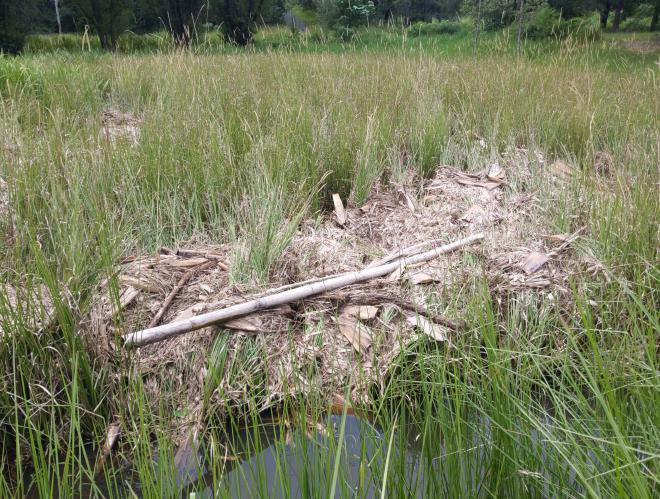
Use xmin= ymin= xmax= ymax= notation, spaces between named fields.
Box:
xmin=198 ymin=414 xmax=425 ymax=498
xmin=19 ymin=411 xmax=590 ymax=497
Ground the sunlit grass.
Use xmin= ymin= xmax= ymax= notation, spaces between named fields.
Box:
xmin=0 ymin=31 xmax=658 ymax=497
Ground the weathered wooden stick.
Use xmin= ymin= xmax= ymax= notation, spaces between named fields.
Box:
xmin=366 ymin=238 xmax=444 ymax=269
xmin=123 ymin=233 xmax=483 ymax=347
xmin=147 ymin=261 xmax=213 ymax=328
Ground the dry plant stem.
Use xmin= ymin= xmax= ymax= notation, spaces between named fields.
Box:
xmin=175 ymin=249 xmax=230 ymax=270
xmin=148 ymin=262 xmax=215 ymax=328
xmin=366 ymin=238 xmax=444 ymax=268
xmin=123 ymin=233 xmax=484 ymax=347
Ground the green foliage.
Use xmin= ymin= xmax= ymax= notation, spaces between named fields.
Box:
xmin=525 ymin=6 xmax=602 ymax=40
xmin=621 ymin=15 xmax=652 ymax=31
xmin=408 ymin=18 xmax=472 ymax=36
xmin=23 ymin=31 xmax=174 ymax=53
xmin=619 ymin=4 xmax=656 ymax=31
xmin=0 ymin=59 xmax=40 ymax=92
xmin=0 ymin=34 xmax=658 ymax=497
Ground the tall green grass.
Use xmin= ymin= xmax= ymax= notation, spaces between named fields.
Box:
xmin=0 ymin=33 xmax=658 ymax=497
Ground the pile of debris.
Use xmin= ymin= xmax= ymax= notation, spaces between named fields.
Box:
xmin=101 ymin=108 xmax=141 ymax=146
xmin=85 ymin=153 xmax=587 ymax=440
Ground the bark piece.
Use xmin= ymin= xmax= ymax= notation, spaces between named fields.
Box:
xmin=333 ymin=193 xmax=346 ymax=226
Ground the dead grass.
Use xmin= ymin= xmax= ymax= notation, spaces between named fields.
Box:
xmin=82 ymin=149 xmax=594 ymax=441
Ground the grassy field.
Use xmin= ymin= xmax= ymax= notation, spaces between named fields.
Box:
xmin=1 ymin=30 xmax=658 ymax=497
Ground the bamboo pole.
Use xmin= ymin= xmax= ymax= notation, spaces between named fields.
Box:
xmin=123 ymin=233 xmax=483 ymax=347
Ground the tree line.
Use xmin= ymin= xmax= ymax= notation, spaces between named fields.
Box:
xmin=1 ymin=0 xmax=659 ymax=53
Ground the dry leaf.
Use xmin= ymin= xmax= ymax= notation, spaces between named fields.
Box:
xmin=386 ymin=266 xmax=404 ymax=282
xmin=356 ymin=305 xmax=378 ymax=320
xmin=542 ymin=234 xmax=570 ymax=243
xmin=521 ymin=252 xmax=549 ymax=274
xmin=338 ymin=306 xmax=373 ymax=354
xmin=454 ymin=172 xmax=502 ymax=190
xmin=224 ymin=316 xmax=264 ymax=333
xmin=332 ymin=193 xmax=346 ymax=226
xmin=406 ymin=315 xmax=449 ymax=342
xmin=331 ymin=393 xmax=355 ymax=415
xmin=401 ymin=191 xmax=417 ymax=213
xmin=102 ymin=423 xmax=121 ymax=454
xmin=407 ymin=270 xmax=443 ymax=285
xmin=173 ymin=303 xmax=207 ymax=322
xmin=94 ymin=422 xmax=121 ymax=474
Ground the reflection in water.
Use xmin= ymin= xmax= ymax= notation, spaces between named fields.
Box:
xmin=199 ymin=415 xmax=425 ymax=498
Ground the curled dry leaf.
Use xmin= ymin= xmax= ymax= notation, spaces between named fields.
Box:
xmin=521 ymin=251 xmax=549 ymax=275
xmin=406 ymin=314 xmax=449 ymax=342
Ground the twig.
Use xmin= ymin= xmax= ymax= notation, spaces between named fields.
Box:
xmin=320 ymin=289 xmax=462 ymax=330
xmin=123 ymin=233 xmax=483 ymax=347
xmin=148 ymin=261 xmax=214 ymax=328
xmin=366 ymin=238 xmax=444 ymax=268
xmin=175 ymin=249 xmax=229 ymax=271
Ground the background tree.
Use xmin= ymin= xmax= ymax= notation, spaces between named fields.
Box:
xmin=217 ymin=0 xmax=274 ymax=45
xmin=652 ymin=0 xmax=659 ymax=30
xmin=0 ymin=1 xmax=38 ymax=53
xmin=162 ymin=0 xmax=206 ymax=45
xmin=612 ymin=0 xmax=624 ymax=29
xmin=67 ymin=0 xmax=134 ymax=50
xmin=53 ymin=0 xmax=63 ymax=33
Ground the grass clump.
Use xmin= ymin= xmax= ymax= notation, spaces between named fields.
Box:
xmin=0 ymin=31 xmax=658 ymax=498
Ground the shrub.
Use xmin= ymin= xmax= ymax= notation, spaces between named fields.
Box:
xmin=116 ymin=32 xmax=173 ymax=53
xmin=556 ymin=15 xmax=601 ymax=41
xmin=315 ymin=0 xmax=374 ymax=37
xmin=620 ymin=16 xmax=652 ymax=32
xmin=525 ymin=6 xmax=561 ymax=39
xmin=24 ymin=33 xmax=101 ymax=54
xmin=408 ymin=19 xmax=471 ymax=37
xmin=526 ymin=8 xmax=601 ymax=41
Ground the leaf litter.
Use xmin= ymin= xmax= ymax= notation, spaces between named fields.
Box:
xmin=80 ymin=148 xmax=593 ymax=446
